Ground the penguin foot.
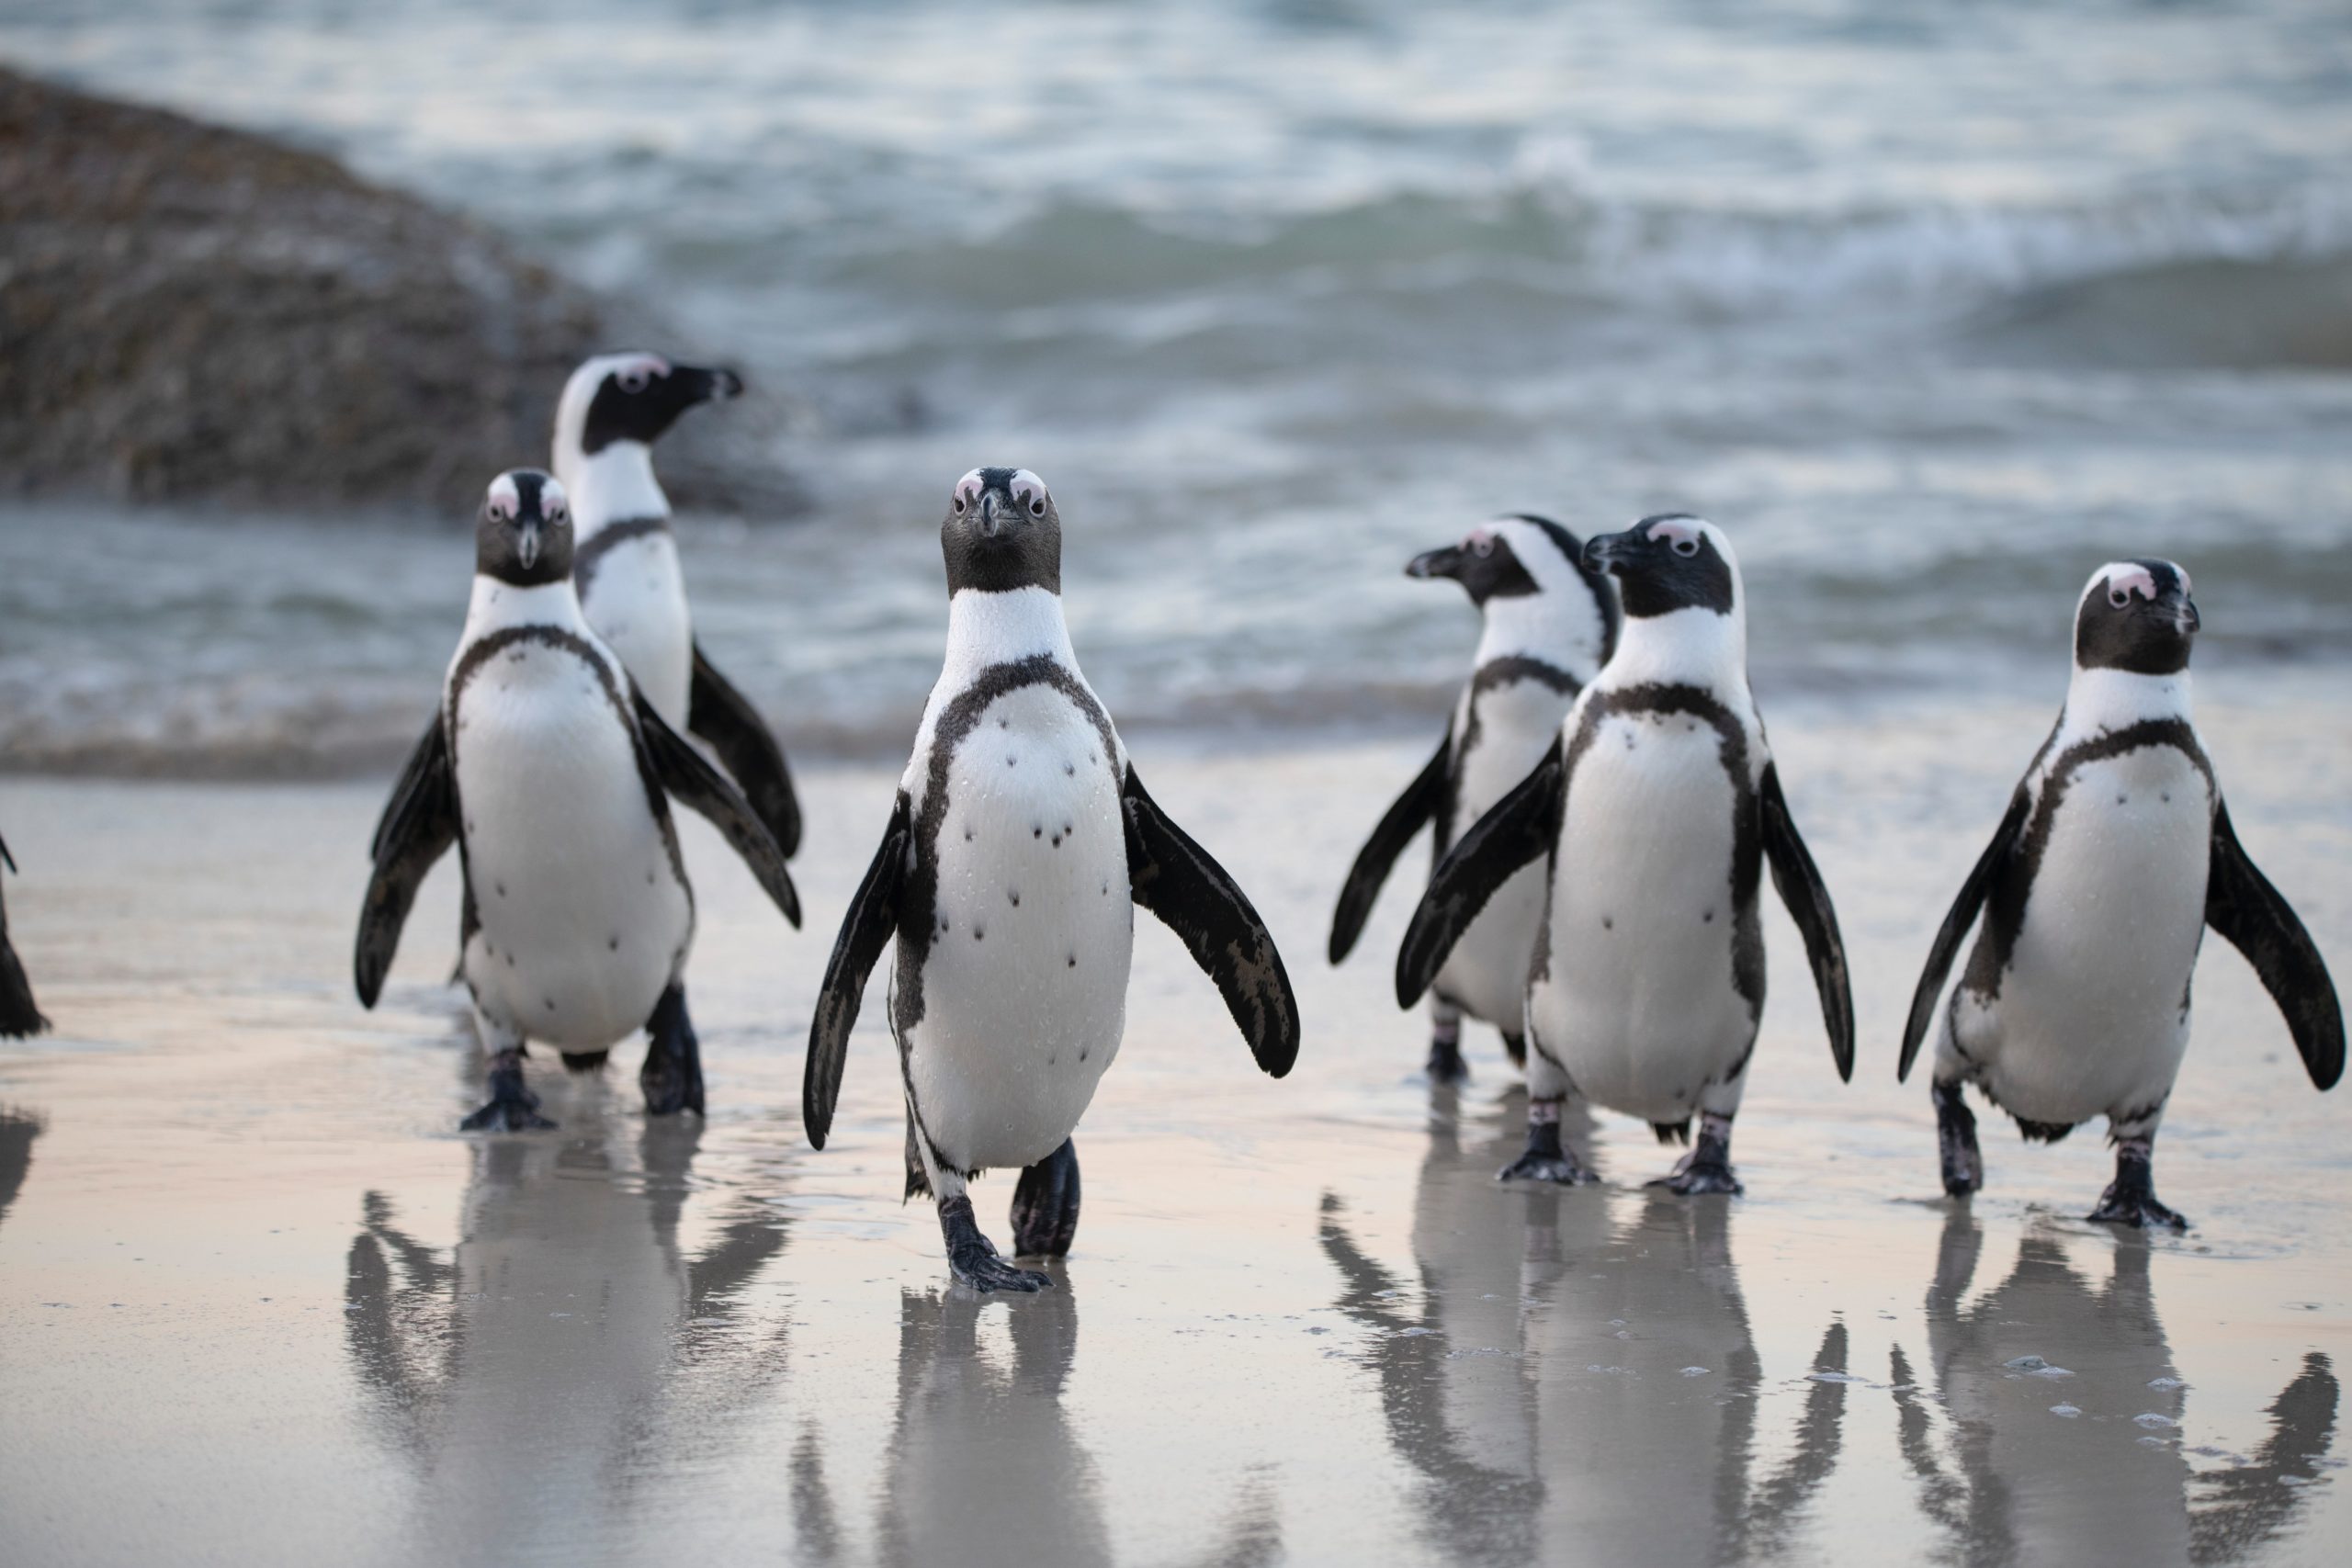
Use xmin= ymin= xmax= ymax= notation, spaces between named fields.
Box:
xmin=1011 ymin=1138 xmax=1081 ymax=1258
xmin=639 ymin=984 xmax=705 ymax=1117
xmin=1934 ymin=1079 xmax=1983 ymax=1197
xmin=1427 ymin=1035 xmax=1470 ymax=1085
xmin=940 ymin=1196 xmax=1052 ymax=1292
xmin=1649 ymin=1159 xmax=1743 ymax=1197
xmin=460 ymin=1050 xmax=555 ymax=1133
xmin=1498 ymin=1120 xmax=1594 ymax=1185
xmin=2087 ymin=1141 xmax=2187 ymax=1230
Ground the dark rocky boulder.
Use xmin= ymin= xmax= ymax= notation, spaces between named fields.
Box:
xmin=0 ymin=66 xmax=798 ymax=516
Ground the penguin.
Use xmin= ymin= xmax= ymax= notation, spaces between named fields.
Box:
xmin=1396 ymin=515 xmax=1854 ymax=1192
xmin=550 ymin=351 xmax=801 ymax=860
xmin=804 ymin=467 xmax=1301 ymax=1292
xmin=356 ymin=469 xmax=800 ymax=1130
xmin=1898 ymin=559 xmax=2343 ymax=1228
xmin=1329 ymin=514 xmax=1618 ymax=1082
xmin=0 ymin=833 xmax=49 ymax=1038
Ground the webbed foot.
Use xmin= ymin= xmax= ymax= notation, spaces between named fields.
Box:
xmin=1935 ymin=1078 xmax=1982 ymax=1197
xmin=1647 ymin=1111 xmax=1742 ymax=1196
xmin=941 ymin=1195 xmax=1052 ymax=1292
xmin=639 ymin=984 xmax=705 ymax=1116
xmin=461 ymin=1048 xmax=555 ymax=1132
xmin=1498 ymin=1116 xmax=1594 ymax=1185
xmin=2088 ymin=1139 xmax=2187 ymax=1230
xmin=1011 ymin=1138 xmax=1081 ymax=1257
xmin=1427 ymin=1035 xmax=1470 ymax=1085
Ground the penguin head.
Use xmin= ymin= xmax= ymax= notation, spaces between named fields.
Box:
xmin=1408 ymin=514 xmax=1620 ymax=663
xmin=476 ymin=469 xmax=573 ymax=587
xmin=1581 ymin=514 xmax=1739 ymax=621
xmin=2075 ymin=558 xmax=2199 ymax=675
xmin=941 ymin=467 xmax=1061 ymax=595
xmin=553 ymin=352 xmax=743 ymax=466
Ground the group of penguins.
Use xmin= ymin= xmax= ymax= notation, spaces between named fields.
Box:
xmin=1 ymin=352 xmax=2342 ymax=1293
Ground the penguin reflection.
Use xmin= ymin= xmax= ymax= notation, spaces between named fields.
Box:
xmin=1319 ymin=1093 xmax=1850 ymax=1565
xmin=343 ymin=1109 xmax=788 ymax=1554
xmin=1895 ymin=1210 xmax=2338 ymax=1565
xmin=0 ymin=1106 xmax=41 ymax=1234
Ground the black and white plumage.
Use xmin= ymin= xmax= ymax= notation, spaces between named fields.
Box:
xmin=551 ymin=352 xmax=801 ymax=861
xmin=1329 ymin=514 xmax=1617 ymax=1082
xmin=0 ymin=833 xmax=49 ymax=1038
xmin=1900 ymin=559 xmax=2342 ymax=1229
xmin=805 ymin=467 xmax=1300 ymax=1292
xmin=1397 ymin=515 xmax=1853 ymax=1193
xmin=356 ymin=469 xmax=798 ymax=1131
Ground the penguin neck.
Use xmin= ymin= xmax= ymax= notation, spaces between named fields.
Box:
xmin=1475 ymin=592 xmax=1604 ymax=677
xmin=2062 ymin=663 xmax=2194 ymax=735
xmin=461 ymin=574 xmax=590 ymax=644
xmin=1598 ymin=604 xmax=1747 ymax=692
xmin=561 ymin=442 xmax=670 ymax=538
xmin=943 ymin=585 xmax=1078 ymax=671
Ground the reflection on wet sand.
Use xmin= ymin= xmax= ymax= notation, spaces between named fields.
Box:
xmin=0 ymin=1106 xmax=40 ymax=1233
xmin=343 ymin=1097 xmax=789 ymax=1560
xmin=1321 ymin=1089 xmax=1849 ymax=1565
xmin=1897 ymin=1210 xmax=2338 ymax=1565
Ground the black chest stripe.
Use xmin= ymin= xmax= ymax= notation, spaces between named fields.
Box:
xmin=447 ymin=624 xmax=689 ymax=900
xmin=891 ymin=654 xmax=1121 ymax=1039
xmin=1555 ymin=682 xmax=1764 ymax=1015
xmin=1446 ymin=656 xmax=1581 ymax=852
xmin=1963 ymin=717 xmax=2211 ymax=998
xmin=572 ymin=516 xmax=671 ymax=600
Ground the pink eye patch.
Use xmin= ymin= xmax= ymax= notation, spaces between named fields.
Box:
xmin=1646 ymin=519 xmax=1701 ymax=555
xmin=2105 ymin=566 xmax=2158 ymax=607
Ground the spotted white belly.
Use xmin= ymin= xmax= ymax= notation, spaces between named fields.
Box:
xmin=1434 ymin=675 xmax=1578 ymax=1032
xmin=1955 ymin=745 xmax=2211 ymax=1125
xmin=453 ymin=639 xmax=692 ymax=1051
xmin=1527 ymin=709 xmax=1754 ymax=1123
xmin=579 ymin=531 xmax=694 ymax=730
xmin=898 ymin=682 xmax=1134 ymax=1173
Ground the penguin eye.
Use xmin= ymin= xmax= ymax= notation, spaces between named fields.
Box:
xmin=1671 ymin=537 xmax=1700 ymax=558
xmin=1470 ymin=534 xmax=1495 ymax=558
xmin=952 ymin=470 xmax=986 ymax=515
xmin=1011 ymin=469 xmax=1048 ymax=517
xmin=2109 ymin=588 xmax=2130 ymax=609
xmin=486 ymin=499 xmax=511 ymax=523
xmin=616 ymin=369 xmax=649 ymax=394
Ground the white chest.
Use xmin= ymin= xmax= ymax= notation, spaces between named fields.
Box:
xmin=577 ymin=530 xmax=693 ymax=729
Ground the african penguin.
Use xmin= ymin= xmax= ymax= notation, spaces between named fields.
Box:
xmin=551 ymin=352 xmax=801 ymax=860
xmin=1397 ymin=515 xmax=1854 ymax=1192
xmin=356 ymin=469 xmax=799 ymax=1131
xmin=0 ymin=833 xmax=49 ymax=1038
xmin=1900 ymin=559 xmax=2342 ymax=1228
xmin=806 ymin=467 xmax=1300 ymax=1292
xmin=1329 ymin=514 xmax=1617 ymax=1082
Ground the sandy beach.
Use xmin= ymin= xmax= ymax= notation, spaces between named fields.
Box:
xmin=2 ymin=678 xmax=2345 ymax=1566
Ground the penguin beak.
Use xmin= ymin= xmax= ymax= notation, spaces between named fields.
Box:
xmin=673 ymin=364 xmax=743 ymax=405
xmin=516 ymin=520 xmax=542 ymax=570
xmin=2166 ymin=591 xmax=2200 ymax=636
xmin=977 ymin=490 xmax=1004 ymax=540
xmin=1583 ymin=531 xmax=1634 ymax=573
xmin=1406 ymin=545 xmax=1465 ymax=582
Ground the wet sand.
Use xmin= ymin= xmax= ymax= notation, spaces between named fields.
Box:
xmin=1 ymin=680 xmax=2346 ymax=1567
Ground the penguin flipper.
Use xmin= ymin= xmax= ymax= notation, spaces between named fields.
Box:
xmin=1328 ymin=728 xmax=1450 ymax=964
xmin=688 ymin=640 xmax=803 ymax=861
xmin=355 ymin=717 xmax=457 ymax=1009
xmin=2205 ymin=799 xmax=2344 ymax=1090
xmin=1122 ymin=763 xmax=1301 ymax=1078
xmin=634 ymin=690 xmax=801 ymax=929
xmin=1898 ymin=787 xmax=2029 ymax=1082
xmin=368 ymin=710 xmax=447 ymax=863
xmin=1395 ymin=745 xmax=1564 ymax=1010
xmin=806 ymin=792 xmax=910 ymax=1150
xmin=0 ymin=837 xmax=49 ymax=1039
xmin=1758 ymin=762 xmax=1856 ymax=1083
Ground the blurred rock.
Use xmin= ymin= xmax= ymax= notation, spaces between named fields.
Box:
xmin=0 ymin=66 xmax=803 ymax=518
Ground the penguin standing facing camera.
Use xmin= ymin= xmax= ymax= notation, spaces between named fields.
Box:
xmin=805 ymin=467 xmax=1301 ymax=1292
xmin=551 ymin=352 xmax=801 ymax=861
xmin=1329 ymin=514 xmax=1617 ymax=1082
xmin=356 ymin=469 xmax=800 ymax=1131
xmin=1397 ymin=515 xmax=1854 ymax=1193
xmin=1900 ymin=559 xmax=2342 ymax=1229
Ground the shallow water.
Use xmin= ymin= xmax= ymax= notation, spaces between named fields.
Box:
xmin=4 ymin=0 xmax=2352 ymax=769
xmin=1 ymin=693 xmax=2346 ymax=1565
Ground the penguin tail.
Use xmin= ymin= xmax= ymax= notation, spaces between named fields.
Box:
xmin=2013 ymin=1117 xmax=2075 ymax=1145
xmin=1652 ymin=1119 xmax=1691 ymax=1146
xmin=560 ymin=1050 xmax=611 ymax=1076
